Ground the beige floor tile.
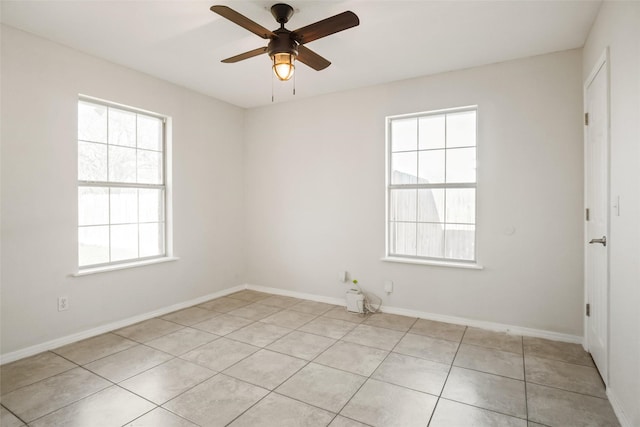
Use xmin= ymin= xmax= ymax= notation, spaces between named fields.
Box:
xmin=0 ymin=352 xmax=76 ymax=395
xmin=267 ymin=331 xmax=336 ymax=360
xmin=341 ymin=379 xmax=437 ymax=427
xmin=527 ymin=383 xmax=620 ymax=427
xmin=120 ymin=358 xmax=215 ymax=404
xmin=163 ymin=374 xmax=268 ymax=426
xmin=525 ymin=355 xmax=606 ymax=397
xmin=52 ymin=333 xmax=137 ymax=366
xmin=1 ymin=406 xmax=25 ymax=427
xmin=114 ymin=318 xmax=183 ymax=343
xmin=258 ymin=295 xmax=303 ymax=308
xmin=329 ymin=416 xmax=370 ymax=427
xmin=289 ymin=300 xmax=337 ymax=315
xmin=260 ymin=310 xmax=317 ymax=329
xmin=322 ymin=307 xmax=369 ymax=323
xmin=227 ymin=303 xmax=283 ymax=321
xmin=454 ymin=344 xmax=525 ymax=380
xmin=523 ymin=336 xmax=594 ymax=367
xmin=430 ymin=399 xmax=527 ymax=427
xmin=363 ymin=313 xmax=417 ymax=332
xmin=463 ymin=328 xmax=523 ymax=354
xmin=84 ymin=345 xmax=172 ymax=382
xmin=299 ymin=317 xmax=358 ymax=340
xmin=276 ymin=363 xmax=366 ymax=413
xmin=223 ymin=349 xmax=307 ymax=390
xmin=29 ymin=385 xmax=154 ymax=427
xmin=180 ymin=337 xmax=259 ymax=371
xmin=341 ymin=325 xmax=404 ymax=351
xmin=1 ymin=368 xmax=110 ymax=422
xmin=161 ymin=307 xmax=220 ymax=325
xmin=192 ymin=314 xmax=253 ymax=335
xmin=227 ymin=322 xmax=292 ymax=347
xmin=528 ymin=423 xmax=547 ymax=427
xmin=226 ymin=290 xmax=271 ymax=302
xmin=315 ymin=341 xmax=388 ymax=376
xmin=394 ymin=333 xmax=459 ymax=364
xmin=229 ymin=392 xmax=334 ymax=427
xmin=146 ymin=327 xmax=218 ymax=356
xmin=198 ymin=297 xmax=251 ymax=313
xmin=409 ymin=319 xmax=466 ymax=342
xmin=126 ymin=407 xmax=198 ymax=426
xmin=442 ymin=367 xmax=526 ymax=418
xmin=371 ymin=352 xmax=449 ymax=395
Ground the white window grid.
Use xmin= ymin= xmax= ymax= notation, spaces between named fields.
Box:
xmin=386 ymin=106 xmax=478 ymax=263
xmin=78 ymin=98 xmax=167 ymax=268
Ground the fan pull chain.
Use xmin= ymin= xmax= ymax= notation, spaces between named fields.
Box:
xmin=271 ymin=71 xmax=274 ymax=103
xmin=293 ymin=71 xmax=296 ymax=96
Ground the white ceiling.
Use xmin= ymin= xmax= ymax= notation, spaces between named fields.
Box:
xmin=1 ymin=0 xmax=601 ymax=108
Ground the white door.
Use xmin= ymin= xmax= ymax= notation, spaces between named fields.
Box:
xmin=585 ymin=53 xmax=609 ymax=384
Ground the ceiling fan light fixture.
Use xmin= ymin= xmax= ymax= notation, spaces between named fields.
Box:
xmin=272 ymin=52 xmax=295 ymax=81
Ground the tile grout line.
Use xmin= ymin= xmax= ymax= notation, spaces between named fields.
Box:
xmin=425 ymin=325 xmax=467 ymax=427
xmin=522 ymin=334 xmax=529 ymax=424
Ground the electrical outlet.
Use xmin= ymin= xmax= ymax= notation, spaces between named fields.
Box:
xmin=58 ymin=296 xmax=69 ymax=312
xmin=384 ymin=280 xmax=394 ymax=294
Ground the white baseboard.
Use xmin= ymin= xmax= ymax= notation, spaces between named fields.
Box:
xmin=1 ymin=282 xmax=584 ymax=365
xmin=0 ymin=285 xmax=245 ymax=365
xmin=246 ymin=283 xmax=583 ymax=344
xmin=607 ymin=387 xmax=633 ymax=427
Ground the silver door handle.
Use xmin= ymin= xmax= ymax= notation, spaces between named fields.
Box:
xmin=589 ymin=236 xmax=607 ymax=246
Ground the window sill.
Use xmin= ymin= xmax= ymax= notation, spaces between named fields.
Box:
xmin=381 ymin=256 xmax=483 ymax=270
xmin=72 ymin=257 xmax=179 ymax=277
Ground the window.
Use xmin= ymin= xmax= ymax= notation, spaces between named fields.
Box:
xmin=386 ymin=107 xmax=477 ymax=263
xmin=77 ymin=98 xmax=167 ymax=269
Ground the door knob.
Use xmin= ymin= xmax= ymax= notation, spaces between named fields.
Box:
xmin=589 ymin=236 xmax=607 ymax=246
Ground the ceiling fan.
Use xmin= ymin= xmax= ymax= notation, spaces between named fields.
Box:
xmin=210 ymin=3 xmax=360 ymax=81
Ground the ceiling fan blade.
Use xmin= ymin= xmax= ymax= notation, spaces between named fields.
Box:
xmin=221 ymin=47 xmax=268 ymax=63
xmin=292 ymin=11 xmax=359 ymax=45
xmin=296 ymin=45 xmax=331 ymax=71
xmin=210 ymin=5 xmax=275 ymax=39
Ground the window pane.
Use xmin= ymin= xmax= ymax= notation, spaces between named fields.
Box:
xmin=446 ymin=147 xmax=476 ymax=183
xmin=137 ymin=150 xmax=163 ymax=184
xmin=418 ymin=189 xmax=444 ymax=222
xmin=418 ymin=150 xmax=445 ymax=184
xmin=419 ymin=115 xmax=445 ymax=150
xmin=445 ymin=224 xmax=475 ymax=260
xmin=446 ymin=111 xmax=476 ymax=148
xmin=391 ymin=118 xmax=417 ymax=152
xmin=390 ymin=222 xmax=416 ymax=256
xmin=78 ymin=101 xmax=107 ymax=143
xmin=79 ymin=225 xmax=109 ymax=266
xmin=108 ymin=108 xmax=136 ymax=147
xmin=139 ymin=223 xmax=164 ymax=257
xmin=445 ymin=189 xmax=476 ymax=224
xmin=391 ymin=152 xmax=417 ymax=184
xmin=417 ymin=223 xmax=445 ymax=258
xmin=110 ymin=188 xmax=138 ymax=224
xmin=138 ymin=115 xmax=163 ymax=151
xmin=109 ymin=145 xmax=136 ymax=183
xmin=78 ymin=187 xmax=108 ymax=226
xmin=78 ymin=141 xmax=107 ymax=181
xmin=111 ymin=224 xmax=138 ymax=262
xmin=390 ymin=189 xmax=416 ymax=221
xmin=139 ymin=189 xmax=164 ymax=222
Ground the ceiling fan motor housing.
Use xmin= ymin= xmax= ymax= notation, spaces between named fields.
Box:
xmin=267 ymin=29 xmax=298 ymax=57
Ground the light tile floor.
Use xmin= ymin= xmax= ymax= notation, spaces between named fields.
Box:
xmin=0 ymin=290 xmax=621 ymax=427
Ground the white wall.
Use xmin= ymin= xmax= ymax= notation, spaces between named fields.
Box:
xmin=0 ymin=26 xmax=245 ymax=355
xmin=244 ymin=49 xmax=585 ymax=336
xmin=583 ymin=2 xmax=640 ymax=425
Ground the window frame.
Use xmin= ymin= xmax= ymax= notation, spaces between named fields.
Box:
xmin=77 ymin=96 xmax=171 ymax=271
xmin=385 ymin=105 xmax=479 ymax=265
